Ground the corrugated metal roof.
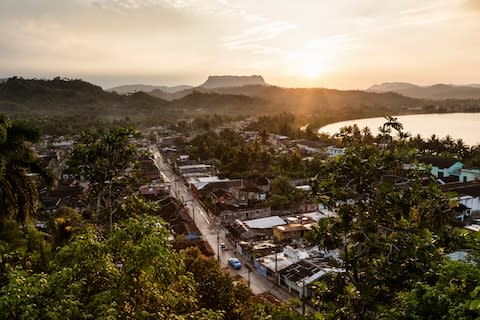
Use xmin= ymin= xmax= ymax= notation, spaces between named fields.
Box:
xmin=244 ymin=216 xmax=286 ymax=229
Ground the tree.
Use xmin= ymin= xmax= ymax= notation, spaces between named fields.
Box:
xmin=183 ymin=247 xmax=253 ymax=320
xmin=68 ymin=126 xmax=141 ymax=233
xmin=386 ymin=260 xmax=480 ymax=319
xmin=309 ymin=120 xmax=457 ymax=319
xmin=0 ymin=114 xmax=53 ymax=224
xmin=0 ymin=217 xmax=226 ymax=319
xmin=258 ymin=129 xmax=269 ymax=145
xmin=47 ymin=206 xmax=85 ymax=247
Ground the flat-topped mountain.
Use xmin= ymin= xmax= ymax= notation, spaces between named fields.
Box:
xmin=368 ymin=82 xmax=480 ymax=99
xmin=368 ymin=82 xmax=418 ymax=93
xmin=107 ymin=84 xmax=192 ymax=94
xmin=199 ymin=75 xmax=266 ymax=89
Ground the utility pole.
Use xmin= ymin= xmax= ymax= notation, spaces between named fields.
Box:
xmin=217 ymin=232 xmax=220 ymax=262
xmin=301 ymin=280 xmax=306 ymax=315
xmin=275 ymin=250 xmax=278 ymax=285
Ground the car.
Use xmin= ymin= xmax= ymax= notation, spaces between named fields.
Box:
xmin=228 ymin=257 xmax=242 ymax=270
xmin=220 ymin=242 xmax=226 ymax=249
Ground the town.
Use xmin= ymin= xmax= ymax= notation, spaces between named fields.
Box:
xmin=20 ymin=114 xmax=480 ymax=318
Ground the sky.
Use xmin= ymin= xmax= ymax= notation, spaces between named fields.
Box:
xmin=1 ymin=0 xmax=479 ymax=89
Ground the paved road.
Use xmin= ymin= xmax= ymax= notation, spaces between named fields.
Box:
xmin=151 ymin=146 xmax=295 ymax=302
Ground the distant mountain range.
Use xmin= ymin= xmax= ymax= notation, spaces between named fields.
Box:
xmin=108 ymin=84 xmax=193 ymax=94
xmin=108 ymin=75 xmax=267 ymax=98
xmin=368 ymin=82 xmax=480 ymax=99
xmin=3 ymin=76 xmax=480 ymax=135
xmin=199 ymin=75 xmax=266 ymax=89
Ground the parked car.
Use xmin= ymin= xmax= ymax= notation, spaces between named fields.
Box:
xmin=228 ymin=257 xmax=242 ymax=270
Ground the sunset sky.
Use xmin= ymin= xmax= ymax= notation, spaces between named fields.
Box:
xmin=1 ymin=0 xmax=479 ymax=89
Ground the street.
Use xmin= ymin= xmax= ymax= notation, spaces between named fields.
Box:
xmin=151 ymin=146 xmax=295 ymax=301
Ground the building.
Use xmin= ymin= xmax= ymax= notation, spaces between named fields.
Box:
xmin=418 ymin=156 xmax=463 ymax=178
xmin=326 ymin=146 xmax=345 ymax=157
xmin=138 ymin=182 xmax=170 ymax=200
xmin=459 ymin=167 xmax=480 ymax=182
xmin=139 ymin=159 xmax=160 ymax=180
xmin=296 ymin=140 xmax=329 ymax=154
xmin=216 ymin=205 xmax=272 ymax=225
xmin=278 ymin=259 xmax=344 ymax=297
xmin=440 ymin=181 xmax=480 ymax=221
xmin=273 ymin=223 xmax=313 ymax=241
xmin=177 ymin=164 xmax=217 ymax=178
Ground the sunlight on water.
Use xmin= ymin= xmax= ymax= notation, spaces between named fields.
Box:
xmin=319 ymin=113 xmax=480 ymax=146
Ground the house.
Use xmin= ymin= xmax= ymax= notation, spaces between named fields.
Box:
xmin=138 ymin=182 xmax=170 ymax=200
xmin=238 ymin=186 xmax=267 ymax=206
xmin=459 ymin=167 xmax=480 ymax=183
xmin=177 ymin=164 xmax=217 ymax=178
xmin=326 ymin=146 xmax=345 ymax=157
xmin=156 ymin=197 xmax=213 ymax=256
xmin=188 ymin=176 xmax=236 ymax=192
xmin=227 ymin=216 xmax=287 ymax=241
xmin=441 ymin=181 xmax=480 ymax=221
xmin=215 ymin=204 xmax=272 ymax=225
xmin=255 ymin=250 xmax=296 ymax=281
xmin=278 ymin=259 xmax=344 ymax=297
xmin=139 ymin=159 xmax=159 ymax=180
xmin=235 ymin=240 xmax=281 ymax=266
xmin=273 ymin=223 xmax=312 ymax=241
xmin=295 ymin=140 xmax=329 ymax=154
xmin=177 ymin=155 xmax=189 ymax=162
xmin=39 ymin=178 xmax=87 ymax=212
xmin=418 ymin=156 xmax=463 ymax=178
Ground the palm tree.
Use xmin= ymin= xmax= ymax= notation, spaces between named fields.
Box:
xmin=258 ymin=129 xmax=269 ymax=146
xmin=0 ymin=114 xmax=52 ymax=223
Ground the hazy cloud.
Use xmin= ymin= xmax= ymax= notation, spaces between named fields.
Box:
xmin=223 ymin=21 xmax=297 ymax=49
xmin=0 ymin=0 xmax=479 ymax=88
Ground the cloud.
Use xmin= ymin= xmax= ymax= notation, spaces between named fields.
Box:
xmin=90 ymin=0 xmax=198 ymax=9
xmin=223 ymin=21 xmax=296 ymax=49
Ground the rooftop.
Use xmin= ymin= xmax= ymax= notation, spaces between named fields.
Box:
xmin=244 ymin=216 xmax=286 ymax=229
xmin=418 ymin=156 xmax=462 ymax=169
xmin=302 ymin=210 xmax=337 ymax=222
xmin=440 ymin=181 xmax=480 ymax=197
xmin=275 ymin=223 xmax=307 ymax=233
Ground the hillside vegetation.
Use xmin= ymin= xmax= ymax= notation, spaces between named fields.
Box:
xmin=3 ymin=77 xmax=480 ymax=135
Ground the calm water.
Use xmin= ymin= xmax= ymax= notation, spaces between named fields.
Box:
xmin=319 ymin=113 xmax=480 ymax=146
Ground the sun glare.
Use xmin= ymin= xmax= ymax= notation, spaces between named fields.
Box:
xmin=288 ymin=52 xmax=330 ymax=79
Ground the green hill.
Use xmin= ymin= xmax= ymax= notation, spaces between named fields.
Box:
xmin=3 ymin=77 xmax=480 ymax=135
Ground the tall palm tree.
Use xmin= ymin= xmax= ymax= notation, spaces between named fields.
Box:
xmin=0 ymin=114 xmax=52 ymax=223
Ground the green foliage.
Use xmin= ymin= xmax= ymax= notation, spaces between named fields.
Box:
xmin=47 ymin=206 xmax=85 ymax=247
xmin=251 ymin=300 xmax=310 ymax=320
xmin=67 ymin=126 xmax=142 ymax=232
xmin=0 ymin=217 xmax=223 ymax=319
xmin=386 ymin=260 xmax=480 ymax=319
xmin=183 ymin=247 xmax=253 ymax=320
xmin=0 ymin=216 xmax=302 ymax=320
xmin=246 ymin=113 xmax=296 ymax=137
xmin=0 ymin=77 xmax=173 ymax=135
xmin=115 ymin=194 xmax=161 ymax=220
xmin=0 ymin=113 xmax=53 ymax=223
xmin=187 ymin=129 xmax=273 ymax=179
xmin=309 ymin=122 xmax=462 ymax=319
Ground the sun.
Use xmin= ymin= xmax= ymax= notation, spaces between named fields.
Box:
xmin=299 ymin=58 xmax=327 ymax=78
xmin=289 ymin=52 xmax=330 ymax=79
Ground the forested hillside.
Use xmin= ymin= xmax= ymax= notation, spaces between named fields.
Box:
xmin=3 ymin=77 xmax=480 ymax=135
